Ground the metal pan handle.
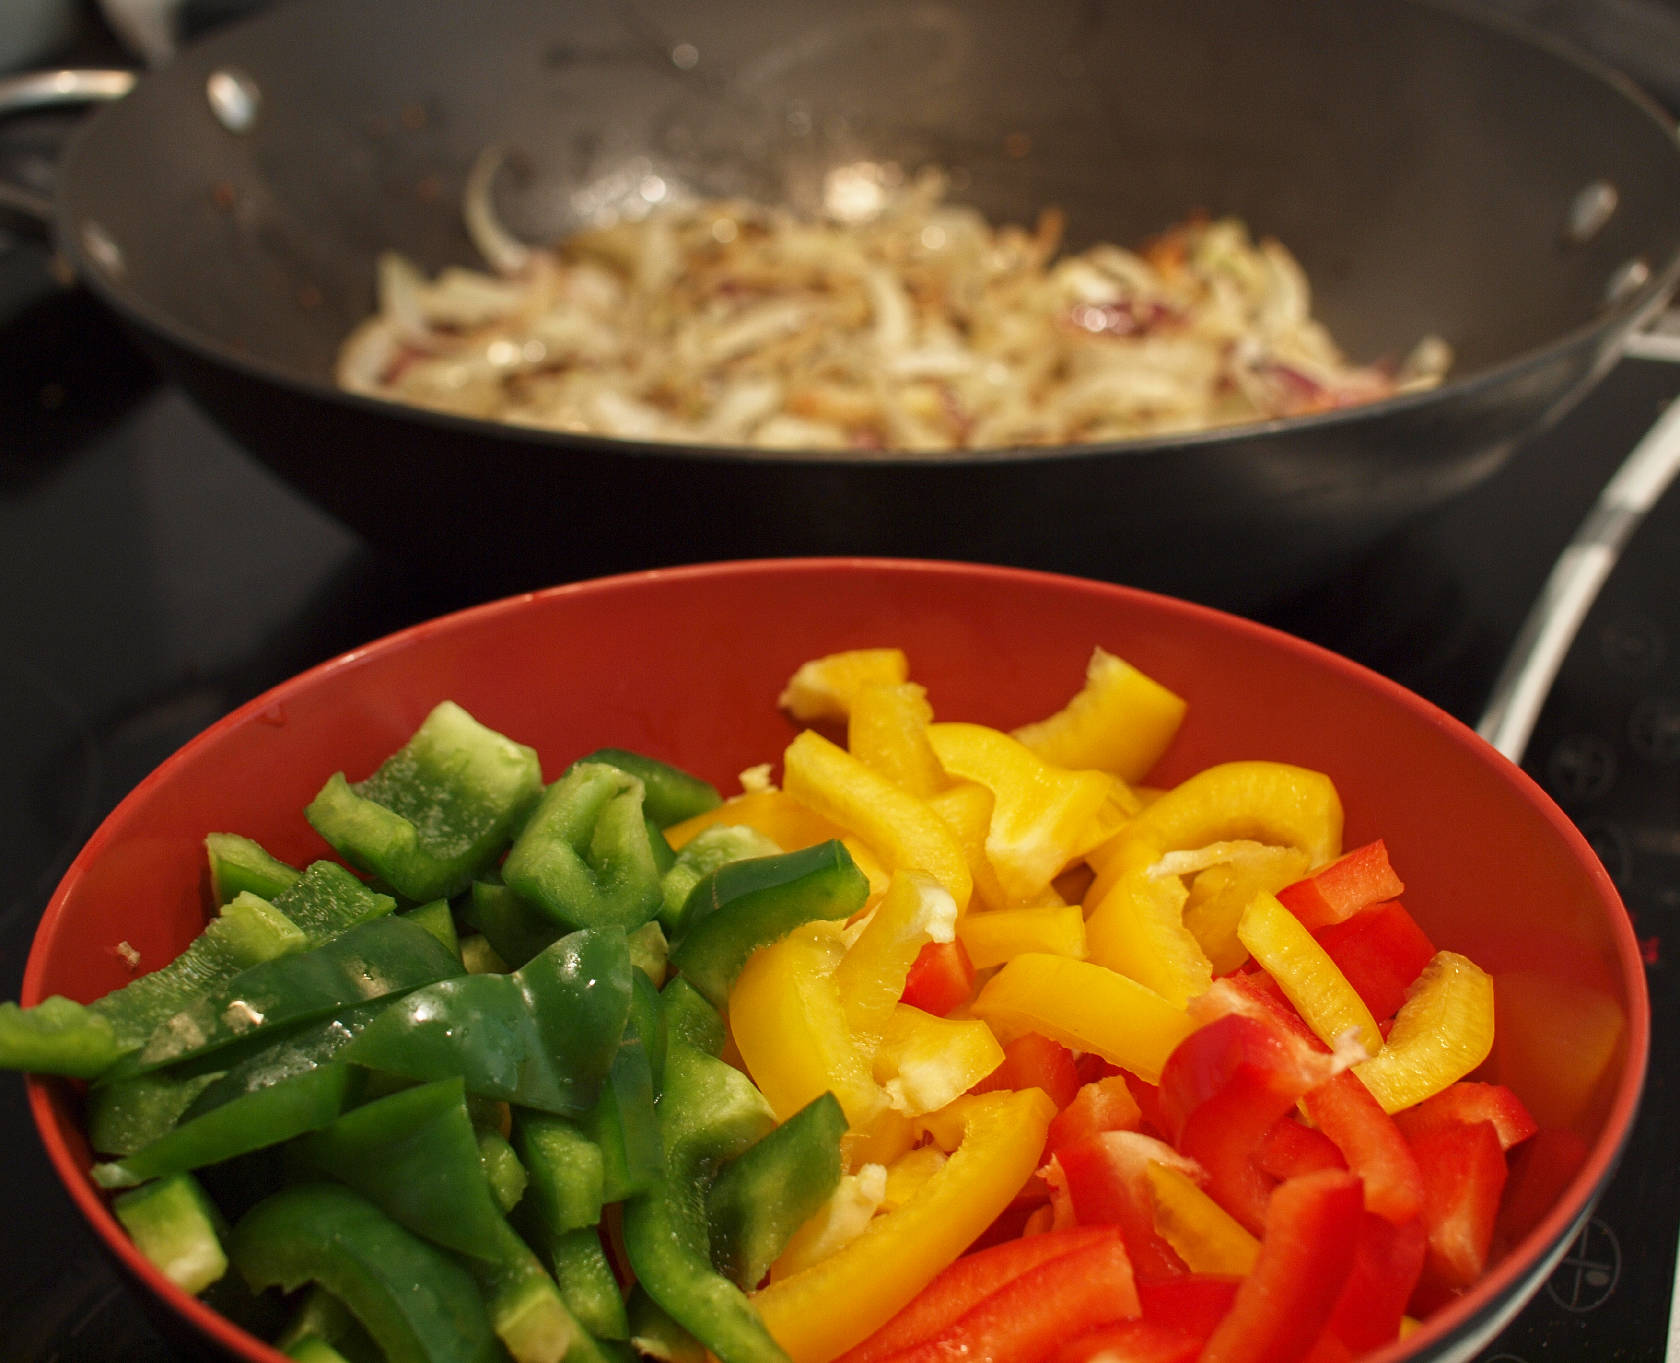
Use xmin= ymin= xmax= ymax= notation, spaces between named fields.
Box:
xmin=1477 ymin=328 xmax=1680 ymax=762
xmin=0 ymin=68 xmax=135 ymax=224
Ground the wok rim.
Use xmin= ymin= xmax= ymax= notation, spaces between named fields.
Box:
xmin=48 ymin=0 xmax=1680 ymax=471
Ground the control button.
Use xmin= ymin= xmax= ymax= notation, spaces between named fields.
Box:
xmin=1545 ymin=1217 xmax=1621 ymax=1313
xmin=1545 ymin=733 xmax=1620 ymax=804
xmin=1628 ymin=695 xmax=1680 ymax=764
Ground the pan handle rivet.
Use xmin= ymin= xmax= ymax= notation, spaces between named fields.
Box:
xmin=1564 ymin=180 xmax=1618 ymax=245
xmin=206 ymin=67 xmax=261 ymax=134
xmin=1605 ymin=256 xmax=1651 ymax=306
xmin=79 ymin=222 xmax=123 ymax=279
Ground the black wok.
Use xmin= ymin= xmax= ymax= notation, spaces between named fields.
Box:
xmin=27 ymin=0 xmax=1680 ymax=610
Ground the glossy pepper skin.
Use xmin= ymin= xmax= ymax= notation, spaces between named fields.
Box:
xmin=133 ymin=915 xmax=465 ymax=1071
xmin=669 ymin=840 xmax=869 ymax=1011
xmin=339 ymin=927 xmax=633 ymax=1116
xmin=749 ymin=1089 xmax=1056 ymax=1363
xmin=290 ymin=1076 xmax=510 ymax=1262
xmin=708 ymin=1092 xmax=847 ymax=1289
xmin=620 ymin=1038 xmax=788 ymax=1363
xmin=306 ymin=701 xmax=544 ymax=903
xmin=503 ymin=762 xmax=670 ymax=933
xmin=230 ymin=1181 xmax=501 ymax=1363
xmin=0 ymin=859 xmax=392 ymax=1078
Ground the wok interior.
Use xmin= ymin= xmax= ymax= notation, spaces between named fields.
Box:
xmin=59 ymin=0 xmax=1680 ymax=400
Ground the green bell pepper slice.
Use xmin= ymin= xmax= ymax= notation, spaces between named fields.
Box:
xmin=306 ymin=701 xmax=543 ymax=903
xmin=0 ymin=859 xmax=391 ymax=1079
xmin=338 ymin=927 xmax=632 ymax=1115
xmin=502 ymin=763 xmax=665 ymax=933
xmin=134 ymin=915 xmax=464 ymax=1071
xmin=659 ymin=826 xmax=782 ymax=937
xmin=580 ymin=971 xmax=666 ymax=1203
xmin=206 ymin=832 xmax=303 ymax=905
xmin=707 ymin=1093 xmax=846 ymax=1289
xmin=570 ymin=749 xmax=722 ymax=829
xmin=92 ymin=1061 xmax=358 ymax=1189
xmin=668 ymin=840 xmax=869 ymax=1010
xmin=291 ymin=1077 xmax=511 ymax=1262
xmin=620 ymin=1039 xmax=785 ymax=1363
xmin=231 ymin=1182 xmax=501 ymax=1363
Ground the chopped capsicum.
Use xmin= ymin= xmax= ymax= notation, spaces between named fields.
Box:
xmin=290 ymin=1075 xmax=509 ymax=1261
xmin=306 ymin=701 xmax=543 ymax=902
xmin=231 ymin=1181 xmax=501 ymax=1363
xmin=1353 ymin=951 xmax=1496 ymax=1114
xmin=748 ymin=1088 xmax=1055 ymax=1363
xmin=338 ymin=927 xmax=633 ymax=1115
xmin=970 ymin=953 xmax=1195 ymax=1086
xmin=620 ymin=1038 xmax=787 ymax=1363
xmin=669 ymin=840 xmax=869 ymax=1011
xmin=502 ymin=762 xmax=666 ymax=933
xmin=782 ymin=729 xmax=972 ymax=910
xmin=708 ymin=1092 xmax=847 ymax=1289
xmin=134 ymin=915 xmax=465 ymax=1072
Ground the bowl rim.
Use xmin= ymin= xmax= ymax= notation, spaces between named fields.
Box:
xmin=20 ymin=555 xmax=1652 ymax=1363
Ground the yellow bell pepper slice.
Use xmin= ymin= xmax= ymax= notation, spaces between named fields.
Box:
xmin=1107 ymin=760 xmax=1344 ymax=870
xmin=1012 ymin=646 xmax=1189 ymax=783
xmin=926 ymin=781 xmax=1011 ymax=913
xmin=783 ymin=729 xmax=972 ymax=911
xmin=843 ymin=1107 xmax=918 ymax=1172
xmin=956 ymin=903 xmax=1087 ymax=970
xmin=881 ymin=1144 xmax=949 ymax=1212
xmin=873 ymin=1003 xmax=1006 ymax=1116
xmin=926 ymin=721 xmax=1120 ymax=905
xmin=848 ymin=681 xmax=947 ymax=799
xmin=970 ymin=953 xmax=1195 ymax=1085
xmin=1145 ymin=1161 xmax=1260 ymax=1275
xmin=779 ymin=648 xmax=911 ymax=724
xmin=1238 ymin=891 xmax=1383 ymax=1057
xmin=729 ymin=921 xmax=887 ymax=1128
xmin=1181 ymin=844 xmax=1314 ymax=975
xmin=1083 ymin=855 xmax=1212 ymax=1010
xmin=836 ymin=871 xmax=958 ymax=1053
xmin=1354 ymin=951 xmax=1497 ymax=1114
xmin=662 ymin=790 xmax=891 ymax=898
xmin=770 ymin=1164 xmax=889 ymax=1279
xmin=750 ymin=1088 xmax=1055 ymax=1363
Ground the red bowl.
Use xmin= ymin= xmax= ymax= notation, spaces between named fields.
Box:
xmin=22 ymin=557 xmax=1648 ymax=1363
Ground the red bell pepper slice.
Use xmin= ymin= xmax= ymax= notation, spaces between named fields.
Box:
xmin=1299 ymin=1070 xmax=1424 ymax=1225
xmin=1054 ymin=1280 xmax=1242 ymax=1363
xmin=1410 ymin=1118 xmax=1508 ymax=1294
xmin=1045 ymin=1075 xmax=1145 ymax=1161
xmin=1136 ymin=1275 xmax=1243 ymax=1334
xmin=1052 ymin=1320 xmax=1206 ymax=1363
xmin=1313 ymin=1210 xmax=1427 ymax=1359
xmin=867 ymin=1227 xmax=1140 ymax=1363
xmin=837 ymin=1226 xmax=1123 ymax=1363
xmin=1312 ymin=901 xmax=1436 ymax=1022
xmin=900 ymin=938 xmax=976 ymax=1017
xmin=1157 ymin=1012 xmax=1337 ymax=1234
xmin=1393 ymin=1081 xmax=1539 ymax=1152
xmin=1197 ymin=1169 xmax=1365 ymax=1363
xmin=972 ymin=1031 xmax=1082 ymax=1109
xmin=1496 ymin=1126 xmax=1590 ymax=1246
xmin=1047 ymin=1132 xmax=1193 ymax=1281
xmin=1257 ymin=1115 xmax=1346 ymax=1182
xmin=1275 ymin=839 xmax=1403 ymax=931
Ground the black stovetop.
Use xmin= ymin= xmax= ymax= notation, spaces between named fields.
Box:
xmin=5 ymin=4 xmax=1680 ymax=1352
